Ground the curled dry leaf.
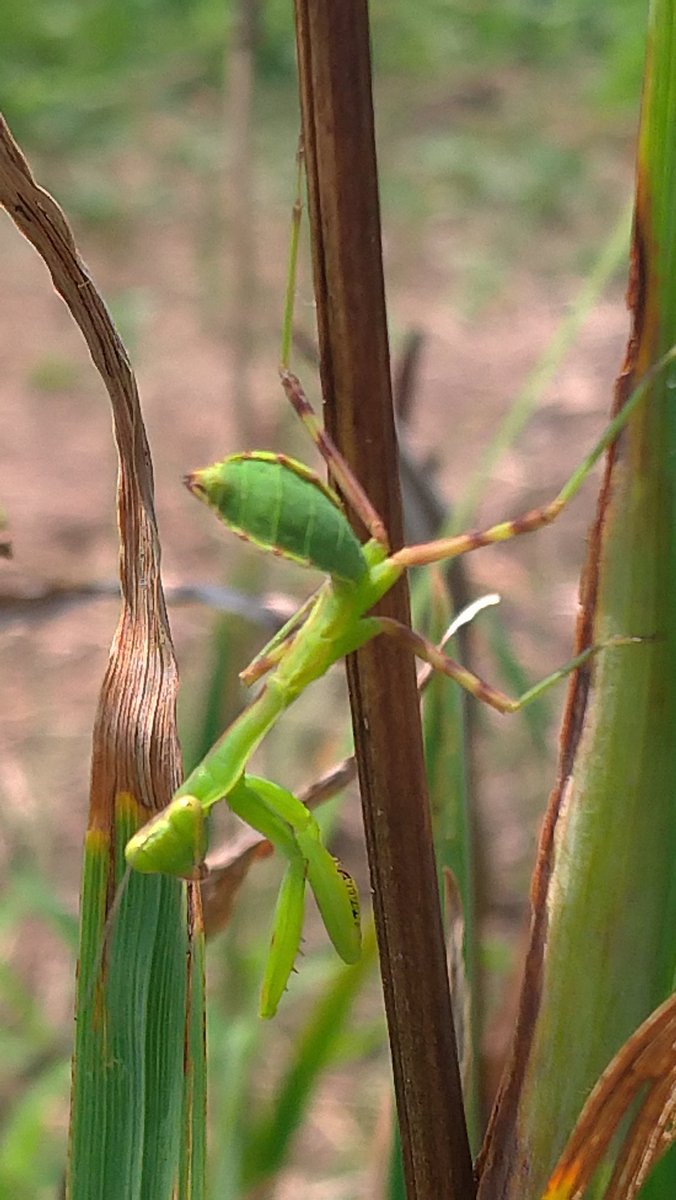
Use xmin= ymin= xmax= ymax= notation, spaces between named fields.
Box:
xmin=0 ymin=113 xmax=207 ymax=1192
xmin=543 ymin=991 xmax=676 ymax=1200
xmin=0 ymin=114 xmax=182 ymax=834
xmin=202 ymin=837 xmax=274 ymax=939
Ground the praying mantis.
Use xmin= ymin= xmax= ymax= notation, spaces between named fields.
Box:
xmin=123 ymin=343 xmax=673 ymax=1016
xmin=123 ymin=153 xmax=674 ymax=1017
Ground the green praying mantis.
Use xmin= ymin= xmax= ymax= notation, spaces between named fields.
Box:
xmin=123 ymin=154 xmax=674 ymax=1018
xmin=123 ymin=341 xmax=674 ymax=1016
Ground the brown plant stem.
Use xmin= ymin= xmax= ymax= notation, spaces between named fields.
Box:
xmin=292 ymin=4 xmax=474 ymax=1197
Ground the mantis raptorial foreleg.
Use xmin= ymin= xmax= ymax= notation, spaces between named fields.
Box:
xmin=239 ymin=588 xmax=323 ymax=686
xmin=213 ymin=774 xmax=361 ymax=1016
xmin=238 ymin=776 xmax=361 ymax=963
xmin=261 ymin=856 xmax=307 ymax=1020
xmin=133 ymin=767 xmax=361 ymax=1018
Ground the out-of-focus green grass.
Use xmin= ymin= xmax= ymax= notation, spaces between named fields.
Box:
xmin=0 ymin=0 xmax=649 ymax=144
xmin=0 ymin=0 xmax=647 ymax=295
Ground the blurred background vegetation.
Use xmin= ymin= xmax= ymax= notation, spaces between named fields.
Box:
xmin=0 ymin=2 xmax=652 ymax=1197
xmin=0 ymin=0 xmax=647 ymax=248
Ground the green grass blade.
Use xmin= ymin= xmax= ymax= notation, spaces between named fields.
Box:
xmin=178 ymin=892 xmax=207 ymax=1200
xmin=69 ymin=808 xmax=192 ymax=1200
xmin=478 ymin=4 xmax=676 ymax=1195
xmin=453 ymin=203 xmax=632 ymax=534
xmin=0 ymin=120 xmax=208 ymax=1200
xmin=206 ymin=1013 xmax=259 ymax=1200
xmin=388 ymin=1134 xmax=407 ymax=1200
xmin=419 ymin=585 xmax=481 ymax=1147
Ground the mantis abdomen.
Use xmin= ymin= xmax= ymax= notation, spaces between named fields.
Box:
xmin=186 ymin=452 xmax=368 ymax=583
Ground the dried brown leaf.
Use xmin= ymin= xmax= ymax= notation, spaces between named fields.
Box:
xmin=542 ymin=992 xmax=676 ymax=1200
xmin=0 ymin=114 xmax=180 ymax=846
xmin=202 ymin=837 xmax=273 ymax=938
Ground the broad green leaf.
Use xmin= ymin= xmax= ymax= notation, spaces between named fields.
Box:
xmin=477 ymin=4 xmax=676 ymax=1195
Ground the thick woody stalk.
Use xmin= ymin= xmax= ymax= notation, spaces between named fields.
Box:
xmin=292 ymin=3 xmax=474 ymax=1198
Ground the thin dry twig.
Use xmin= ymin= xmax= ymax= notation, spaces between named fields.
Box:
xmin=0 ymin=578 xmax=296 ymax=630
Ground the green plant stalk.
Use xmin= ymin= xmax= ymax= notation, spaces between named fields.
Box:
xmin=477 ymin=3 xmax=676 ymax=1195
xmin=419 ymin=587 xmax=480 ymax=1147
xmin=178 ymin=893 xmax=207 ymax=1200
xmin=406 ymin=207 xmax=634 ymax=1154
xmin=0 ymin=115 xmax=207 ymax=1200
xmin=68 ymin=806 xmax=192 ymax=1200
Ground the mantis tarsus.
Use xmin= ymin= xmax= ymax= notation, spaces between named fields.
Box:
xmin=124 ymin=341 xmax=673 ymax=1016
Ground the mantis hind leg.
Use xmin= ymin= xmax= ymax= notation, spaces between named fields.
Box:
xmin=372 ymin=616 xmax=641 ymax=715
xmin=390 ymin=346 xmax=676 ymax=575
